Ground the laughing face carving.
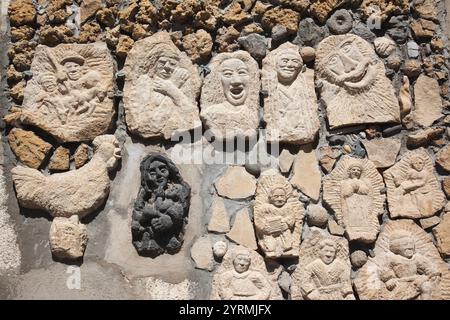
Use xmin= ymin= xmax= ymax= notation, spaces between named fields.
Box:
xmin=316 ymin=34 xmax=400 ymax=128
xmin=200 ymin=51 xmax=260 ymax=140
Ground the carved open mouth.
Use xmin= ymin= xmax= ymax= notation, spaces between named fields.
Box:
xmin=281 ymin=67 xmax=296 ymax=75
xmin=230 ymin=86 xmax=244 ymax=100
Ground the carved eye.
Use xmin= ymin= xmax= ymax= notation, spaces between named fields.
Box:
xmin=329 ymin=56 xmax=339 ymax=65
xmin=238 ymin=69 xmax=249 ymax=76
xmin=222 ymin=70 xmax=233 ymax=77
xmin=342 ymin=44 xmax=352 ymax=54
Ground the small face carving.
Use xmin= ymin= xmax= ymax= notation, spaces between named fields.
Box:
xmin=276 ymin=52 xmax=302 ymax=84
xmin=155 ymin=56 xmax=178 ymax=80
xmin=220 ymin=58 xmax=250 ymax=106
xmin=270 ymin=188 xmax=287 ymax=208
xmin=411 ymin=157 xmax=425 ymax=172
xmin=233 ymin=253 xmax=251 ymax=273
xmin=319 ymin=244 xmax=336 ymax=265
xmin=41 ymin=75 xmax=58 ymax=92
xmin=348 ymin=165 xmax=362 ymax=179
xmin=64 ymin=61 xmax=83 ymax=81
xmin=146 ymin=160 xmax=170 ymax=189
xmin=213 ymin=241 xmax=228 ymax=258
xmin=395 ymin=238 xmax=415 ymax=259
xmin=326 ymin=41 xmax=376 ymax=90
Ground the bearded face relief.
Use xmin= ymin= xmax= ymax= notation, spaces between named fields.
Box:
xmin=131 ymin=154 xmax=191 ymax=258
xmin=262 ymin=42 xmax=319 ymax=144
xmin=124 ymin=32 xmax=201 ymax=140
xmin=316 ymin=34 xmax=400 ymax=128
xmin=200 ymin=51 xmax=260 ymax=140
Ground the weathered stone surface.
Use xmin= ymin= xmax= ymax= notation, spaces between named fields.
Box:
xmin=412 ymin=0 xmax=437 ymax=21
xmin=306 ymin=204 xmax=329 ymax=228
xmin=254 ymin=173 xmax=304 ymax=258
xmin=226 ymin=209 xmax=258 ymax=250
xmin=124 ymin=32 xmax=201 ymax=140
xmin=80 ymin=0 xmax=103 ymax=24
xmin=361 ymin=0 xmax=409 ymax=22
xmin=262 ymin=42 xmax=319 ymax=145
xmin=399 ymin=76 xmax=412 ymax=121
xmin=327 ymin=9 xmax=353 ymax=35
xmin=215 ymin=26 xmax=240 ymax=52
xmin=319 ymin=146 xmax=341 ymax=173
xmin=292 ymin=228 xmax=354 ymax=300
xmin=328 ymin=218 xmax=345 ymax=236
xmin=383 ymin=148 xmax=446 ymax=219
xmin=316 ymin=34 xmax=400 ymax=128
xmin=182 ymin=29 xmax=213 ymax=62
xmin=16 ymin=43 xmax=115 ymax=143
xmin=403 ymin=59 xmax=422 ymax=78
xmin=49 ymin=216 xmax=88 ymax=260
xmin=386 ymin=15 xmax=409 ymax=44
xmin=8 ymin=0 xmax=36 ymax=27
xmin=413 ymin=75 xmax=442 ymax=127
xmin=411 ymin=18 xmax=437 ymax=39
xmin=12 ymin=135 xmax=121 ymax=218
xmin=407 ymin=41 xmax=420 ymax=58
xmin=261 ymin=8 xmax=299 ymax=34
xmin=194 ymin=10 xmax=216 ymax=31
xmin=10 ymin=25 xmax=35 ymax=42
xmin=300 ymin=46 xmax=315 ymax=62
xmin=207 ymin=196 xmax=230 ymax=233
xmin=215 ymin=166 xmax=256 ymax=200
xmin=49 ymin=146 xmax=70 ymax=172
xmin=420 ymin=216 xmax=441 ymax=230
xmin=190 ymin=236 xmax=214 ymax=271
xmin=211 ymin=246 xmax=282 ymax=299
xmin=96 ymin=7 xmax=117 ymax=28
xmin=324 ymin=156 xmax=385 ymax=243
xmin=433 ymin=213 xmax=450 ymax=257
xmin=362 ymin=138 xmax=400 ymax=168
xmin=8 ymin=128 xmax=52 ymax=169
xmin=374 ymin=37 xmax=396 ymax=57
xmin=278 ymin=149 xmax=295 ymax=173
xmin=355 ymin=219 xmax=447 ymax=300
xmin=310 ymin=0 xmax=350 ymax=23
xmin=131 ymin=154 xmax=190 ymax=258
xmin=212 ymin=240 xmax=228 ymax=259
xmin=350 ymin=250 xmax=367 ymax=268
xmin=138 ymin=277 xmax=198 ymax=299
xmin=238 ymin=33 xmax=267 ymax=61
xmin=74 ymin=143 xmax=89 ymax=168
xmin=200 ymin=51 xmax=260 ymax=140
xmin=294 ymin=18 xmax=326 ymax=47
xmin=436 ymin=145 xmax=450 ymax=173
xmin=39 ymin=25 xmax=74 ymax=46
xmin=279 ymin=0 xmax=310 ymax=12
xmin=222 ymin=1 xmax=252 ymax=25
xmin=116 ymin=35 xmax=134 ymax=59
xmin=443 ymin=177 xmax=450 ymax=198
xmin=290 ymin=145 xmax=321 ymax=201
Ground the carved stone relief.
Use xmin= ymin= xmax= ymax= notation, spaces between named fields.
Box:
xmin=323 ymin=156 xmax=385 ymax=243
xmin=124 ymin=32 xmax=202 ymax=140
xmin=131 ymin=154 xmax=191 ymax=257
xmin=262 ymin=42 xmax=319 ymax=144
xmin=253 ymin=172 xmax=304 ymax=258
xmin=17 ymin=43 xmax=115 ymax=143
xmin=383 ymin=148 xmax=446 ymax=219
xmin=200 ymin=50 xmax=260 ymax=140
xmin=316 ymin=34 xmax=400 ymax=128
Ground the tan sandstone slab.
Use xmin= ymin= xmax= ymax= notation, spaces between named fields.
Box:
xmin=8 ymin=128 xmax=52 ymax=169
xmin=262 ymin=42 xmax=319 ymax=144
xmin=49 ymin=146 xmax=70 ymax=171
xmin=316 ymin=34 xmax=400 ymax=128
xmin=436 ymin=144 xmax=450 ymax=173
xmin=420 ymin=216 xmax=441 ymax=230
xmin=207 ymin=196 xmax=230 ymax=233
xmin=49 ymin=215 xmax=88 ymax=260
xmin=433 ymin=213 xmax=450 ymax=257
xmin=190 ymin=235 xmax=214 ymax=271
xmin=319 ymin=146 xmax=341 ymax=173
xmin=278 ymin=149 xmax=295 ymax=173
xmin=215 ymin=166 xmax=257 ymax=200
xmin=362 ymin=138 xmax=401 ymax=168
xmin=226 ymin=208 xmax=258 ymax=250
xmin=413 ymin=75 xmax=443 ymax=127
xmin=124 ymin=31 xmax=201 ymax=140
xmin=290 ymin=145 xmax=321 ymax=201
xmin=74 ymin=143 xmax=89 ymax=168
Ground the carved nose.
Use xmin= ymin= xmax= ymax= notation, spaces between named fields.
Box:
xmin=340 ymin=54 xmax=358 ymax=73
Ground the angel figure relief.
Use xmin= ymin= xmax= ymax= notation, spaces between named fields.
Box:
xmin=253 ymin=172 xmax=304 ymax=258
xmin=12 ymin=43 xmax=115 ymax=143
xmin=323 ymin=156 xmax=385 ymax=243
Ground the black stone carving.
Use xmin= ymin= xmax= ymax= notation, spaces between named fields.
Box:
xmin=131 ymin=154 xmax=190 ymax=257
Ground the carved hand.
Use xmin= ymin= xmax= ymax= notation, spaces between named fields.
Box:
xmin=151 ymin=214 xmax=173 ymax=232
xmin=154 ymin=79 xmax=178 ymax=98
xmin=172 ymin=68 xmax=189 ymax=88
xmin=385 ymin=279 xmax=398 ymax=291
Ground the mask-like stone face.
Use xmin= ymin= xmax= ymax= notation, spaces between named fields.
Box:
xmin=319 ymin=244 xmax=337 ymax=265
xmin=269 ymin=188 xmax=287 ymax=208
xmin=220 ymin=58 xmax=250 ymax=106
xmin=276 ymin=52 xmax=302 ymax=84
xmin=64 ymin=61 xmax=83 ymax=81
xmin=40 ymin=75 xmax=58 ymax=92
xmin=155 ymin=56 xmax=178 ymax=80
xmin=213 ymin=241 xmax=228 ymax=258
xmin=348 ymin=165 xmax=362 ymax=179
xmin=398 ymin=239 xmax=415 ymax=259
xmin=233 ymin=253 xmax=251 ymax=273
xmin=146 ymin=160 xmax=169 ymax=189
xmin=411 ymin=157 xmax=425 ymax=171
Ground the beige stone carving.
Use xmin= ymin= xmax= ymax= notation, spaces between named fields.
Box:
xmin=213 ymin=241 xmax=228 ymax=259
xmin=123 ymin=32 xmax=201 ymax=139
xmin=383 ymin=149 xmax=445 ymax=219
xmin=8 ymin=128 xmax=52 ymax=169
xmin=291 ymin=228 xmax=354 ymax=300
xmin=323 ymin=156 xmax=385 ymax=243
xmin=207 ymin=196 xmax=230 ymax=233
xmin=290 ymin=144 xmax=321 ymax=201
xmin=12 ymin=135 xmax=121 ymax=218
xmin=226 ymin=208 xmax=258 ymax=250
xmin=49 ymin=215 xmax=88 ymax=260
xmin=433 ymin=213 xmax=450 ymax=257
xmin=374 ymin=36 xmax=396 ymax=58
xmin=354 ymin=219 xmax=448 ymax=300
xmin=254 ymin=173 xmax=304 ymax=258
xmin=262 ymin=42 xmax=319 ymax=144
xmin=362 ymin=138 xmax=401 ymax=169
xmin=200 ymin=50 xmax=260 ymax=140
xmin=18 ymin=43 xmax=115 ymax=143
xmin=413 ymin=75 xmax=442 ymax=127
xmin=215 ymin=166 xmax=257 ymax=200
xmin=210 ymin=246 xmax=283 ymax=300
xmin=190 ymin=235 xmax=214 ymax=271
xmin=316 ymin=34 xmax=400 ymax=128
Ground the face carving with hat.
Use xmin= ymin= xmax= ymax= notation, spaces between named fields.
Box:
xmin=60 ymin=51 xmax=85 ymax=82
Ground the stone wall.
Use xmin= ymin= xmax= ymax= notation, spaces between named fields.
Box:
xmin=1 ymin=0 xmax=450 ymax=300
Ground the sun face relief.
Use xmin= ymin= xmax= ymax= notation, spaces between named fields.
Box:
xmin=220 ymin=58 xmax=250 ymax=106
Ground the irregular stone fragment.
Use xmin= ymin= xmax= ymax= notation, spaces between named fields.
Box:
xmin=319 ymin=146 xmax=341 ymax=173
xmin=222 ymin=1 xmax=252 ymax=25
xmin=399 ymin=75 xmax=412 ymax=120
xmin=328 ymin=218 xmax=345 ymax=236
xmin=19 ymin=43 xmax=115 ymax=143
xmin=407 ymin=128 xmax=445 ymax=148
xmin=215 ymin=26 xmax=240 ymax=52
xmin=412 ymin=0 xmax=438 ymax=21
xmin=49 ymin=146 xmax=70 ymax=172
xmin=74 ymin=143 xmax=89 ymax=168
xmin=279 ymin=0 xmax=310 ymax=12
xmin=419 ymin=216 xmax=441 ymax=230
xmin=306 ymin=204 xmax=329 ymax=228
xmin=254 ymin=173 xmax=305 ymax=258
xmin=124 ymin=32 xmax=201 ymax=140
xmin=80 ymin=0 xmax=103 ymax=24
xmin=403 ymin=59 xmax=422 ymax=78
xmin=262 ymin=42 xmax=319 ymax=145
xmin=443 ymin=177 xmax=450 ymax=198
xmin=436 ymin=145 xmax=450 ymax=173
xmin=190 ymin=236 xmax=214 ymax=271
xmin=194 ymin=10 xmax=216 ymax=31
xmin=327 ymin=9 xmax=353 ymax=35
xmin=407 ymin=41 xmax=420 ymax=58
xmin=39 ymin=25 xmax=74 ymax=46
xmin=350 ymin=250 xmax=367 ymax=268
xmin=316 ymin=34 xmax=400 ymax=129
xmin=213 ymin=240 xmax=228 ymax=259
xmin=324 ymin=156 xmax=384 ymax=243
xmin=10 ymin=81 xmax=25 ymax=103
xmin=291 ymin=228 xmax=354 ymax=300
xmin=261 ymin=8 xmax=299 ymax=34
xmin=386 ymin=15 xmax=409 ymax=44
xmin=226 ymin=209 xmax=258 ymax=250
xmin=10 ymin=25 xmax=35 ymax=42
xmin=433 ymin=213 xmax=450 ymax=257
xmin=12 ymin=135 xmax=121 ymax=218
xmin=8 ymin=0 xmax=36 ymax=27
xmin=8 ymin=128 xmax=52 ymax=169
xmin=352 ymin=21 xmax=376 ymax=42
xmin=310 ymin=0 xmax=350 ymax=23
xmin=300 ymin=46 xmax=315 ymax=62
xmin=210 ymin=246 xmax=283 ymax=299
xmin=238 ymin=34 xmax=267 ymax=61
xmin=116 ymin=35 xmax=134 ymax=59
xmin=413 ymin=75 xmax=442 ymax=127
xmin=200 ymin=51 xmax=260 ymax=140
xmin=207 ymin=196 xmax=230 ymax=233
xmin=215 ymin=166 xmax=257 ymax=200
xmin=411 ymin=18 xmax=437 ymax=39
xmin=361 ymin=0 xmax=409 ymax=22
xmin=96 ymin=8 xmax=117 ymax=28
xmin=374 ymin=37 xmax=396 ymax=57
xmin=294 ymin=18 xmax=326 ymax=47
xmin=355 ymin=219 xmax=448 ymax=300
xmin=182 ymin=29 xmax=213 ymax=62
xmin=383 ymin=148 xmax=445 ymax=219
xmin=290 ymin=145 xmax=321 ymax=201
xmin=49 ymin=216 xmax=88 ymax=260
xmin=362 ymin=138 xmax=401 ymax=168
xmin=278 ymin=149 xmax=295 ymax=173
